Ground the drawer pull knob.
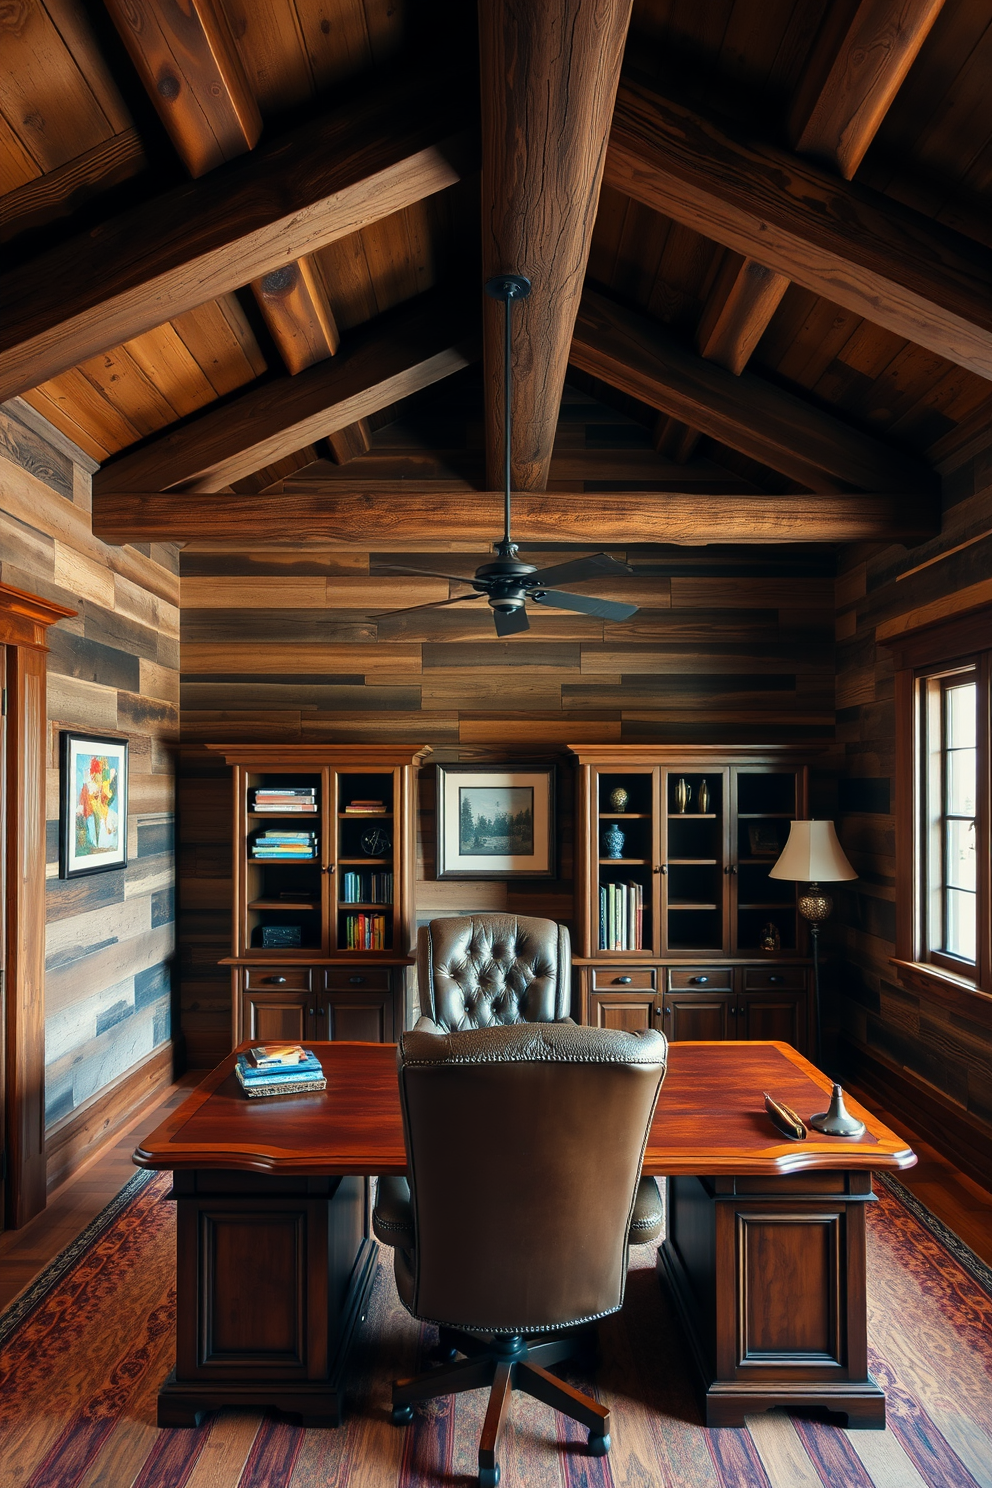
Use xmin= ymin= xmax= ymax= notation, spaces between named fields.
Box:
xmin=309 ymin=1007 xmax=315 ymax=1016
xmin=664 ymin=1005 xmax=671 ymax=1016
xmin=769 ymin=975 xmax=783 ymax=984
xmin=616 ymin=976 xmax=633 ymax=985
xmin=692 ymin=975 xmax=709 ymax=985
xmin=349 ymin=975 xmax=365 ymax=985
xmin=265 ymin=976 xmax=287 ymax=985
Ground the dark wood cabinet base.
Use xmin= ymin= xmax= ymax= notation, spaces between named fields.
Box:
xmin=658 ymin=1173 xmax=885 ymax=1430
xmin=160 ymin=1172 xmax=378 ymax=1427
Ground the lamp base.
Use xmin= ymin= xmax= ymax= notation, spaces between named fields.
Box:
xmin=809 ymin=1083 xmax=866 ymax=1138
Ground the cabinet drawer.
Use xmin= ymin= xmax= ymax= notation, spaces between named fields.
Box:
xmin=591 ymin=967 xmax=656 ymax=990
xmin=243 ymin=965 xmax=312 ymax=991
xmin=743 ymin=967 xmax=806 ymax=990
xmin=323 ymin=967 xmax=392 ymax=991
xmin=667 ymin=967 xmax=732 ymax=991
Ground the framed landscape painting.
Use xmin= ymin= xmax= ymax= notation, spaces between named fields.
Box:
xmin=436 ymin=765 xmax=555 ymax=879
xmin=59 ymin=732 xmax=128 ymax=879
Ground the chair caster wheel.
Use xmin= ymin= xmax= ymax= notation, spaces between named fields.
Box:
xmin=588 ymin=1432 xmax=611 ymax=1456
xmin=391 ymin=1404 xmax=414 ymax=1425
xmin=479 ymin=1466 xmax=500 ymax=1487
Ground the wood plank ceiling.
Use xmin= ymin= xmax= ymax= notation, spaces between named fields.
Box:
xmin=1 ymin=0 xmax=990 ymax=549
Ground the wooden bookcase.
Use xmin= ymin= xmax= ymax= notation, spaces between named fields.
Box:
xmin=205 ymin=744 xmax=431 ymax=1048
xmin=567 ymin=745 xmax=816 ymax=1054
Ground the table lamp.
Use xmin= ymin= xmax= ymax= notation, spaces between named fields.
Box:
xmin=768 ymin=819 xmax=857 ymax=1068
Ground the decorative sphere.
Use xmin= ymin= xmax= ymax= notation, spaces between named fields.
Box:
xmin=608 ymin=787 xmax=629 ymax=812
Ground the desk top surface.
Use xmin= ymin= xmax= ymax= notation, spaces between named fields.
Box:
xmin=134 ymin=1041 xmax=915 ymax=1177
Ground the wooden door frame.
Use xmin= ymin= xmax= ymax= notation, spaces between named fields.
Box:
xmin=0 ymin=582 xmax=76 ymax=1228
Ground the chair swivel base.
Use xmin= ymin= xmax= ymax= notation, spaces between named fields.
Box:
xmin=391 ymin=1329 xmax=610 ymax=1486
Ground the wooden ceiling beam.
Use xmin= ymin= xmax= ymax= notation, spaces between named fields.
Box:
xmin=105 ymin=0 xmax=261 ymax=178
xmin=0 ymin=76 xmax=475 ymax=401
xmin=480 ymin=0 xmax=632 ymax=491
xmin=325 ymin=421 xmax=373 ymax=464
xmin=93 ymin=292 xmax=478 ymax=494
xmin=687 ymin=1 xmax=946 ymax=395
xmin=91 ymin=487 xmax=938 ymax=548
xmin=251 ymin=257 xmax=340 ymax=374
xmin=605 ymin=75 xmax=992 ymax=380
xmin=571 ymin=289 xmax=935 ymax=495
xmin=788 ymin=0 xmax=946 ymax=181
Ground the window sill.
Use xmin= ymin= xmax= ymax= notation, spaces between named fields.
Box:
xmin=889 ymin=958 xmax=992 ymax=1025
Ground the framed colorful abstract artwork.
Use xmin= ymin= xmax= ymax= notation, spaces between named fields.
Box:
xmin=59 ymin=732 xmax=129 ymax=879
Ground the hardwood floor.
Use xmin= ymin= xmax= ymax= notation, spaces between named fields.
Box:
xmin=0 ymin=1072 xmax=201 ymax=1312
xmin=1 ymin=1070 xmax=990 ymax=1316
xmin=845 ymin=1077 xmax=992 ymax=1269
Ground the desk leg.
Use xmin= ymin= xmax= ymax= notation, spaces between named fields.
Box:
xmin=158 ymin=1172 xmax=377 ymax=1427
xmin=657 ymin=1172 xmax=885 ymax=1429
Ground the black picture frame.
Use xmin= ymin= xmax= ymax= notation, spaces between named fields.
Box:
xmin=436 ymin=764 xmax=556 ymax=879
xmin=59 ymin=731 xmax=129 ymax=879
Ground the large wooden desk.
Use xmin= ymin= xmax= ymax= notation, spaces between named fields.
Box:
xmin=134 ymin=1040 xmax=915 ymax=1429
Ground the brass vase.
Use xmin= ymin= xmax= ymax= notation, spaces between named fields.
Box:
xmin=674 ymin=777 xmax=691 ymax=813
xmin=698 ymin=779 xmax=710 ymax=813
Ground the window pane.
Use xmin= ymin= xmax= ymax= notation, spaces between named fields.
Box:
xmin=946 ymin=818 xmax=977 ymax=891
xmin=947 ymin=746 xmax=976 ymax=817
xmin=946 ymin=681 xmax=976 ymax=748
xmin=946 ymin=887 xmax=976 ymax=961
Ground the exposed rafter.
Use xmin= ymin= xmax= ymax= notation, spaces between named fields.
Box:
xmin=480 ymin=0 xmax=632 ymax=491
xmin=571 ymin=289 xmax=935 ymax=495
xmin=105 ymin=0 xmax=261 ymax=178
xmin=605 ymin=75 xmax=992 ymax=381
xmin=0 ymin=75 xmax=475 ymax=401
xmin=250 ymin=258 xmax=340 ymax=375
xmin=93 ymin=292 xmax=478 ymax=494
xmin=681 ymin=0 xmax=947 ymax=434
xmin=91 ymin=487 xmax=938 ymax=547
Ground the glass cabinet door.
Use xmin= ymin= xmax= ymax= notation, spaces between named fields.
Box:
xmin=661 ymin=768 xmax=730 ymax=957
xmin=594 ymin=767 xmax=659 ymax=956
xmin=732 ymin=768 xmax=800 ymax=955
xmin=241 ymin=765 xmax=328 ymax=957
xmin=333 ymin=768 xmax=399 ymax=953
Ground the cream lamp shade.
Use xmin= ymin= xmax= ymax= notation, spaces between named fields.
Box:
xmin=768 ymin=820 xmax=857 ymax=882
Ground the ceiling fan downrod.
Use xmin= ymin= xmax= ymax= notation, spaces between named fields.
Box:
xmin=485 ymin=273 xmax=531 ymax=561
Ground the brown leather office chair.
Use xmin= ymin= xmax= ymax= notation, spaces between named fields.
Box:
xmin=373 ymin=1022 xmax=667 ymax=1487
xmin=416 ymin=913 xmax=572 ymax=1029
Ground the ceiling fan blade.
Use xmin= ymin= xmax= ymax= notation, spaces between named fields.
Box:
xmin=530 ymin=589 xmax=638 ymax=621
xmin=524 ymin=553 xmax=633 ymax=589
xmin=374 ymin=562 xmax=480 ymax=584
xmin=372 ymin=593 xmax=487 ymax=618
xmin=493 ymin=605 xmax=530 ymax=637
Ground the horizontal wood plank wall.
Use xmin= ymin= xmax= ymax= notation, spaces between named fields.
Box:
xmin=832 ymin=432 xmax=992 ymax=1183
xmin=0 ymin=402 xmax=178 ymax=1169
xmin=178 ymin=393 xmax=837 ymax=1063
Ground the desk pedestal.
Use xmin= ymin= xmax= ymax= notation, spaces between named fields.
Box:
xmin=158 ymin=1172 xmax=376 ymax=1427
xmin=659 ymin=1172 xmax=885 ymax=1429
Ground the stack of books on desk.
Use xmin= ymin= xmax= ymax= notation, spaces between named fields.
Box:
xmin=251 ymin=787 xmax=318 ymax=813
xmin=251 ymin=830 xmax=318 ymax=859
xmin=235 ymin=1044 xmax=326 ymax=1098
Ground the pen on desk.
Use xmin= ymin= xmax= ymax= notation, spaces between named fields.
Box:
xmin=763 ymin=1092 xmax=808 ymax=1141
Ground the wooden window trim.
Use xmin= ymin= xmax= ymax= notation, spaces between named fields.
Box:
xmin=888 ymin=604 xmax=992 ymax=1005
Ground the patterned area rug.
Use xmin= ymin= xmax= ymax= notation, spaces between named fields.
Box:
xmin=1 ymin=1172 xmax=990 ymax=1488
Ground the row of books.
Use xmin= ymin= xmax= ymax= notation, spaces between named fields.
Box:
xmin=251 ymin=786 xmax=318 ymax=813
xmin=599 ymin=880 xmax=645 ymax=951
xmin=343 ymin=913 xmax=388 ymax=950
xmin=251 ymin=829 xmax=318 ymax=859
xmin=340 ymin=870 xmax=393 ymax=904
xmin=343 ymin=798 xmax=387 ymax=814
xmin=235 ymin=1044 xmax=326 ymax=1099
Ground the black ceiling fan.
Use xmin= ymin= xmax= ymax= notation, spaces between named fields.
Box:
xmin=374 ymin=275 xmax=639 ymax=637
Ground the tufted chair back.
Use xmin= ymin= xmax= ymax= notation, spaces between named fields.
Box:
xmin=416 ymin=913 xmax=571 ymax=1030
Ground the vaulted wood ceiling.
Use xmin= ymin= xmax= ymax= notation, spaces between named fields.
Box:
xmin=2 ymin=0 xmax=990 ymax=549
